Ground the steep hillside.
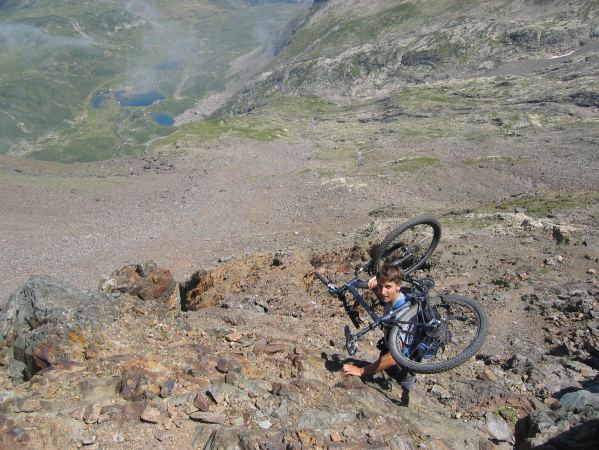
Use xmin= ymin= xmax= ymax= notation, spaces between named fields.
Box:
xmin=0 ymin=0 xmax=310 ymax=161
xmin=0 ymin=209 xmax=597 ymax=449
xmin=224 ymin=0 xmax=599 ymax=110
xmin=150 ymin=0 xmax=599 ymax=209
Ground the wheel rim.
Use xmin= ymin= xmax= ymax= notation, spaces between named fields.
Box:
xmin=396 ymin=300 xmax=482 ymax=366
xmin=380 ymin=223 xmax=438 ymax=273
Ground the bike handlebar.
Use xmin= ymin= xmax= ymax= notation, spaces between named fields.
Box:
xmin=315 ymin=270 xmax=433 ymax=294
xmin=314 ymin=271 xmax=328 ymax=285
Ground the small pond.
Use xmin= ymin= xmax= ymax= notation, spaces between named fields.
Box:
xmin=91 ymin=92 xmax=107 ymax=108
xmin=151 ymin=112 xmax=175 ymax=126
xmin=154 ymin=61 xmax=181 ymax=71
xmin=116 ymin=90 xmax=165 ymax=107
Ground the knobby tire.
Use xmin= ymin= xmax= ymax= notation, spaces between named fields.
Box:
xmin=372 ymin=216 xmax=441 ymax=276
xmin=387 ymin=295 xmax=488 ymax=374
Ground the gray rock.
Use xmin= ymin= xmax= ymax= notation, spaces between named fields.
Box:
xmin=485 ymin=412 xmax=513 ymax=442
xmin=83 ymin=403 xmax=102 ymax=424
xmin=160 ymin=379 xmax=175 ymax=398
xmin=272 ymin=399 xmax=288 ymax=423
xmin=429 ymin=385 xmax=452 ymax=399
xmin=559 ymin=390 xmax=599 ymax=411
xmin=189 ymin=411 xmax=226 ymax=424
xmin=258 ymin=420 xmax=272 ymax=429
xmin=216 ymin=357 xmax=241 ymax=373
xmin=0 ymin=276 xmax=117 ymax=380
xmin=297 ymin=409 xmax=354 ymax=429
xmin=387 ymin=434 xmax=416 ymax=450
xmin=141 ymin=406 xmax=161 ymax=423
xmin=220 ymin=294 xmax=268 ymax=313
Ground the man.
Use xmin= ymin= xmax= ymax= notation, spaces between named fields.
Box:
xmin=342 ymin=263 xmax=416 ymax=402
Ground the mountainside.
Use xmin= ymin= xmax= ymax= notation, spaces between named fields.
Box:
xmin=224 ymin=0 xmax=599 ymax=110
xmin=0 ymin=211 xmax=597 ymax=449
xmin=0 ymin=0 xmax=310 ymax=161
xmin=0 ymin=2 xmax=598 ymax=448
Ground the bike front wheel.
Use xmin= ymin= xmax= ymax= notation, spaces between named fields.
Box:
xmin=387 ymin=295 xmax=488 ymax=374
xmin=372 ymin=216 xmax=441 ymax=276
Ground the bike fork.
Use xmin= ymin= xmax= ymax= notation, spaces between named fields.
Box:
xmin=344 ymin=321 xmax=379 ymax=356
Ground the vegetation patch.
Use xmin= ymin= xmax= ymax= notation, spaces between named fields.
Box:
xmin=263 ymin=96 xmax=338 ymax=117
xmin=483 ymin=191 xmax=599 ymax=217
xmin=162 ymin=116 xmax=289 ymax=146
xmin=391 ymin=156 xmax=440 ymax=173
xmin=462 ymin=155 xmax=525 ymax=166
xmin=281 ymin=2 xmax=420 ymax=60
xmin=440 ymin=213 xmax=500 ymax=231
xmin=495 ymin=406 xmax=519 ymax=426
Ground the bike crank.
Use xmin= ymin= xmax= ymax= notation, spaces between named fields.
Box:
xmin=344 ymin=325 xmax=358 ymax=356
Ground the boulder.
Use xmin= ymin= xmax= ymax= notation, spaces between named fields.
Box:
xmin=485 ymin=412 xmax=513 ymax=442
xmin=517 ymin=389 xmax=599 ymax=449
xmin=0 ymin=276 xmax=117 ymax=381
xmin=559 ymin=390 xmax=599 ymax=411
xmin=100 ymin=261 xmax=177 ymax=309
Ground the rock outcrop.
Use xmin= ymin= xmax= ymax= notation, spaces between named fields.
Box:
xmin=0 ymin=276 xmax=117 ymax=381
xmin=0 ymin=214 xmax=598 ymax=449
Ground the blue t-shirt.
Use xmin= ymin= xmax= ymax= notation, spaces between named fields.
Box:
xmin=383 ymin=293 xmax=407 ymax=316
xmin=383 ymin=293 xmax=408 ymax=343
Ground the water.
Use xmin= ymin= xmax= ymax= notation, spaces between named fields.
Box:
xmin=91 ymin=92 xmax=106 ymax=108
xmin=151 ymin=112 xmax=175 ymax=126
xmin=154 ymin=61 xmax=181 ymax=71
xmin=116 ymin=90 xmax=165 ymax=107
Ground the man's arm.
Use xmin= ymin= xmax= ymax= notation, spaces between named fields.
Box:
xmin=342 ymin=352 xmax=396 ymax=377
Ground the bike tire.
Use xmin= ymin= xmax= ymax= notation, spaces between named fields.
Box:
xmin=372 ymin=216 xmax=441 ymax=276
xmin=387 ymin=295 xmax=488 ymax=374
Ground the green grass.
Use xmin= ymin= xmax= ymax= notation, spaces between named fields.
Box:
xmin=280 ymin=2 xmax=420 ymax=60
xmin=440 ymin=213 xmax=500 ymax=231
xmin=494 ymin=406 xmax=519 ymax=425
xmin=0 ymin=0 xmax=310 ymax=162
xmin=483 ymin=191 xmax=599 ymax=217
xmin=391 ymin=156 xmax=440 ymax=173
xmin=159 ymin=116 xmax=289 ymax=146
xmin=262 ymin=95 xmax=339 ymax=117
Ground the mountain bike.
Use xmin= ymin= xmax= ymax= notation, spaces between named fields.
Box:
xmin=314 ymin=216 xmax=488 ymax=374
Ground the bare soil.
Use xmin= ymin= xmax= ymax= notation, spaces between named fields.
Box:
xmin=1 ymin=113 xmax=598 ymax=305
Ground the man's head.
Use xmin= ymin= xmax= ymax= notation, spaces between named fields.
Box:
xmin=376 ymin=263 xmax=404 ymax=303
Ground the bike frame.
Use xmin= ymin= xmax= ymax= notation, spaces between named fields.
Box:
xmin=345 ymin=276 xmax=410 ymax=335
xmin=316 ymin=269 xmax=440 ymax=356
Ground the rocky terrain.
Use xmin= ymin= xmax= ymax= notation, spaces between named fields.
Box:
xmin=0 ymin=206 xmax=597 ymax=449
xmin=1 ymin=1 xmax=599 ymax=449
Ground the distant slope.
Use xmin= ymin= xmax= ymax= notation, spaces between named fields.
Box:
xmin=222 ymin=0 xmax=599 ymax=113
xmin=0 ymin=0 xmax=310 ymax=162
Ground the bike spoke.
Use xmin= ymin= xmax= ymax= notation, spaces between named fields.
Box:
xmin=391 ymin=298 xmax=483 ymax=369
xmin=383 ymin=225 xmax=435 ymax=270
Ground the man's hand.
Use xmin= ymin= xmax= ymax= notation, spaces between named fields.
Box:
xmin=368 ymin=277 xmax=377 ymax=290
xmin=342 ymin=353 xmax=397 ymax=378
xmin=342 ymin=363 xmax=364 ymax=377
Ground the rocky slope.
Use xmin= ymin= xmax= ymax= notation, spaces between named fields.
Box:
xmin=1 ymin=1 xmax=598 ymax=448
xmin=0 ymin=207 xmax=597 ymax=449
xmin=223 ymin=0 xmax=599 ymax=112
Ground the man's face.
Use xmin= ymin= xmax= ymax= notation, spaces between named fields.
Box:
xmin=379 ymin=280 xmax=401 ymax=303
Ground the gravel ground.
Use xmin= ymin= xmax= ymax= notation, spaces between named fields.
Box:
xmin=1 ymin=117 xmax=598 ymax=306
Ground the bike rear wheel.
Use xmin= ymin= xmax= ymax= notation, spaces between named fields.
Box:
xmin=387 ymin=295 xmax=488 ymax=374
xmin=372 ymin=216 xmax=441 ymax=276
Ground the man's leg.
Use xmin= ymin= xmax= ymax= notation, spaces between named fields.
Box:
xmin=386 ymin=365 xmax=416 ymax=405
